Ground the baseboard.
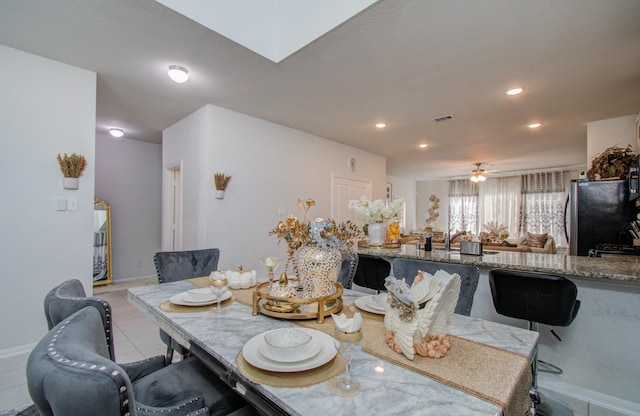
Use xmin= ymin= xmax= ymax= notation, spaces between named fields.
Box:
xmin=539 ymin=376 xmax=640 ymax=416
xmin=0 ymin=342 xmax=36 ymax=359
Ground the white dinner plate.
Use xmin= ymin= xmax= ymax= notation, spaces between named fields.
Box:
xmin=242 ymin=328 xmax=336 ymax=372
xmin=169 ymin=289 xmax=232 ymax=306
xmin=355 ymin=295 xmax=386 ymax=315
xmin=259 ymin=334 xmax=322 ymax=363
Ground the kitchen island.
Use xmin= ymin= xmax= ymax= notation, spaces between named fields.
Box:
xmin=358 ymin=245 xmax=640 ymax=414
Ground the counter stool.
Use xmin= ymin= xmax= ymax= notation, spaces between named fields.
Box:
xmin=489 ymin=269 xmax=581 ymax=416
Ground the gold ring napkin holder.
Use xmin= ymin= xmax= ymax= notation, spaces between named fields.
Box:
xmin=252 ymin=282 xmax=343 ymax=323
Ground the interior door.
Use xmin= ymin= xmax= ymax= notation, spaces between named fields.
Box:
xmin=331 ymin=175 xmax=372 ymax=225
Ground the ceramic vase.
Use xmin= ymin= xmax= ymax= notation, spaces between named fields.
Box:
xmin=368 ymin=222 xmax=387 ymax=247
xmin=294 ymin=245 xmax=342 ymax=298
xmin=63 ymin=177 xmax=79 ymax=190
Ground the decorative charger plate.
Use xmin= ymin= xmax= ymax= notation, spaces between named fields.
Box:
xmin=242 ymin=328 xmax=336 ymax=372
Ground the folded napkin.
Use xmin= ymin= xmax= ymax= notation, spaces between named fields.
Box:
xmin=331 ymin=312 xmax=363 ymax=333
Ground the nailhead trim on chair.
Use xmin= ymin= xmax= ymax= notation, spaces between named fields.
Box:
xmin=136 ymin=396 xmax=202 ymax=413
xmin=46 ymin=315 xmax=131 ymax=416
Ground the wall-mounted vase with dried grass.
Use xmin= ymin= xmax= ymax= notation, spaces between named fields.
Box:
xmin=214 ymin=172 xmax=232 ymax=199
xmin=57 ymin=153 xmax=87 ymax=189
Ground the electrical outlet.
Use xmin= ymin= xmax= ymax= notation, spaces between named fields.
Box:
xmin=278 ymin=206 xmax=286 ymax=215
xmin=136 ymin=260 xmax=142 ymax=269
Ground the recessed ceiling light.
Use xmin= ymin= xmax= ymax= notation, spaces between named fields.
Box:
xmin=506 ymin=87 xmax=525 ymax=95
xmin=375 ymin=123 xmax=386 ymax=129
xmin=109 ymin=128 xmax=124 ymax=138
xmin=419 ymin=144 xmax=428 ymax=148
xmin=168 ymin=65 xmax=189 ymax=83
xmin=528 ymin=122 xmax=542 ymax=129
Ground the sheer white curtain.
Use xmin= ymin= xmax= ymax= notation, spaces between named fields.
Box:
xmin=478 ymin=176 xmax=522 ymax=239
xmin=519 ymin=171 xmax=568 ymax=247
xmin=448 ymin=180 xmax=478 ymax=234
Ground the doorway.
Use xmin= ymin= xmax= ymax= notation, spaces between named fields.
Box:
xmin=331 ymin=175 xmax=372 ymax=225
xmin=163 ymin=161 xmax=183 ymax=251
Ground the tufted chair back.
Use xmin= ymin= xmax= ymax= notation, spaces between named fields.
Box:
xmin=154 ymin=249 xmax=221 ymax=283
xmin=28 ymin=307 xmax=136 ymax=416
xmin=391 ymin=258 xmax=480 ymax=316
xmin=43 ymin=279 xmax=115 ymax=360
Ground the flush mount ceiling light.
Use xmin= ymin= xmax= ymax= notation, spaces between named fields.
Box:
xmin=375 ymin=123 xmax=387 ymax=129
xmin=419 ymin=143 xmax=428 ymax=148
xmin=528 ymin=122 xmax=542 ymax=128
xmin=109 ymin=128 xmax=124 ymax=138
xmin=470 ymin=163 xmax=487 ymax=182
xmin=506 ymin=87 xmax=525 ymax=95
xmin=168 ymin=65 xmax=189 ymax=83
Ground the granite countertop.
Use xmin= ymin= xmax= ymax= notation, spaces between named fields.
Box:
xmin=358 ymin=245 xmax=640 ymax=284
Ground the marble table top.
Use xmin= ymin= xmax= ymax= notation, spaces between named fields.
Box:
xmin=358 ymin=245 xmax=640 ymax=284
xmin=129 ymin=281 xmax=537 ymax=416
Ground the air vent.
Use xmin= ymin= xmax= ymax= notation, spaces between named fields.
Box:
xmin=432 ymin=114 xmax=455 ymax=122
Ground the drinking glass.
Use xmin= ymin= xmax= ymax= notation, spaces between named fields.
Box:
xmin=329 ymin=327 xmax=363 ymax=397
xmin=259 ymin=257 xmax=280 ymax=283
xmin=209 ymin=273 xmax=229 ymax=315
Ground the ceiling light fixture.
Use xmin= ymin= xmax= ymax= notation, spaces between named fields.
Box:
xmin=375 ymin=123 xmax=386 ymax=129
xmin=419 ymin=144 xmax=428 ymax=148
xmin=168 ymin=65 xmax=189 ymax=83
xmin=470 ymin=163 xmax=487 ymax=182
xmin=109 ymin=128 xmax=124 ymax=138
xmin=506 ymin=87 xmax=525 ymax=95
xmin=528 ymin=122 xmax=542 ymax=128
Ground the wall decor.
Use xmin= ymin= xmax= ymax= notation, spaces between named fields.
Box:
xmin=213 ymin=171 xmax=232 ymax=199
xmin=57 ymin=153 xmax=87 ymax=189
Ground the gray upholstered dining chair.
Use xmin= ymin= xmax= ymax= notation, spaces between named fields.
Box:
xmin=390 ymin=258 xmax=480 ymax=316
xmin=154 ymin=248 xmax=221 ymax=363
xmin=337 ymin=253 xmax=359 ymax=289
xmin=27 ymin=306 xmax=252 ymax=416
xmin=44 ymin=278 xmax=115 ymax=360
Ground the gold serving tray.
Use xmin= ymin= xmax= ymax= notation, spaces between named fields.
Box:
xmin=252 ymin=282 xmax=343 ymax=323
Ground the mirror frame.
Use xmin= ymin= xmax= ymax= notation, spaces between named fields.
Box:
xmin=93 ymin=198 xmax=113 ymax=286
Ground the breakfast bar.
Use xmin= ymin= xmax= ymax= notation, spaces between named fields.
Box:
xmin=357 ymin=245 xmax=640 ymax=410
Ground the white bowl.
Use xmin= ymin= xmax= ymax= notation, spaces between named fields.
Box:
xmin=263 ymin=328 xmax=312 ymax=360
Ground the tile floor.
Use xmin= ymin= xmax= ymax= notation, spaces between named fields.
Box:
xmin=0 ymin=287 xmax=167 ymax=412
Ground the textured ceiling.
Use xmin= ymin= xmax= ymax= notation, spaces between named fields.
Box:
xmin=1 ymin=0 xmax=639 ymax=180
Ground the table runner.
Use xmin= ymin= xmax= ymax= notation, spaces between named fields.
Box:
xmin=187 ymin=278 xmax=531 ymax=416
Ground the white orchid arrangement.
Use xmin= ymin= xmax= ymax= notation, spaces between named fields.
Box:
xmin=348 ymin=196 xmax=404 ymax=224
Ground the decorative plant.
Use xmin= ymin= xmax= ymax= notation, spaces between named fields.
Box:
xmin=269 ymin=198 xmax=362 ymax=271
xmin=214 ymin=172 xmax=232 ymax=190
xmin=56 ymin=153 xmax=87 ymax=178
xmin=587 ymin=145 xmax=637 ymax=180
xmin=347 ymin=196 xmax=404 ymax=224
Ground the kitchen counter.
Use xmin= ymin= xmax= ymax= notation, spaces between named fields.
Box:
xmin=358 ymin=245 xmax=640 ymax=411
xmin=358 ymin=245 xmax=640 ymax=284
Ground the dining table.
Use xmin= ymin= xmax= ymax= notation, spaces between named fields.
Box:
xmin=128 ymin=277 xmax=538 ymax=416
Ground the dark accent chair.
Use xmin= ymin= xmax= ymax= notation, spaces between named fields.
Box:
xmin=353 ymin=254 xmax=391 ymax=292
xmin=390 ymin=258 xmax=480 ymax=316
xmin=154 ymin=248 xmax=221 ymax=363
xmin=489 ymin=269 xmax=580 ymax=416
xmin=44 ymin=279 xmax=115 ymax=360
xmin=337 ymin=253 xmax=359 ymax=289
xmin=27 ymin=306 xmax=253 ymax=416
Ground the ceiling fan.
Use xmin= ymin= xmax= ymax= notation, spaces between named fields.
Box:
xmin=470 ymin=163 xmax=487 ymax=182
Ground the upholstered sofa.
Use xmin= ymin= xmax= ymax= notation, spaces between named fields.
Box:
xmin=406 ymin=233 xmax=557 ymax=254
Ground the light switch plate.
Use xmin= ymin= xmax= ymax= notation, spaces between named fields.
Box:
xmin=55 ymin=198 xmax=67 ymax=211
xmin=67 ymin=198 xmax=78 ymax=211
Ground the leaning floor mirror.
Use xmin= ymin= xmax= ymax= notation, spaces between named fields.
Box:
xmin=93 ymin=198 xmax=113 ymax=286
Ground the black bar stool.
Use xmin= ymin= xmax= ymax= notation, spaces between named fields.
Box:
xmin=489 ymin=269 xmax=581 ymax=416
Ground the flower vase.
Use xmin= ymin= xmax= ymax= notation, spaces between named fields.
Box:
xmin=368 ymin=222 xmax=387 ymax=247
xmin=294 ymin=245 xmax=342 ymax=298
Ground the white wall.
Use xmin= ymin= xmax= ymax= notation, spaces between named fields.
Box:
xmin=163 ymin=104 xmax=387 ymax=271
xmin=416 ymin=180 xmax=449 ymax=232
xmin=0 ymin=45 xmax=96 ymax=353
xmin=95 ymin=134 xmax=162 ymax=282
xmin=385 ymin=174 xmax=416 ymax=233
xmin=587 ymin=114 xmax=637 ymax=167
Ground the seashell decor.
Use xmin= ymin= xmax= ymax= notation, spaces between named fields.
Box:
xmin=383 ymin=270 xmax=461 ymax=360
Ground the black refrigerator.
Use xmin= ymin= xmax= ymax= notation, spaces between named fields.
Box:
xmin=569 ymin=179 xmax=636 ymax=256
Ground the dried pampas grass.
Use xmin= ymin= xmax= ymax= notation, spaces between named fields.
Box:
xmin=57 ymin=153 xmax=87 ymax=178
xmin=214 ymin=172 xmax=232 ymax=190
